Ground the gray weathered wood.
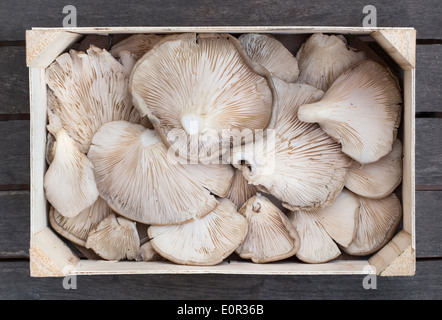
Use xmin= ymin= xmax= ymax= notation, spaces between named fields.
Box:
xmin=416 ymin=191 xmax=442 ymax=258
xmin=0 ymin=120 xmax=30 ymax=185
xmin=416 ymin=118 xmax=442 ymax=185
xmin=0 ymin=259 xmax=440 ymax=299
xmin=0 ymin=0 xmax=439 ymax=41
xmin=416 ymin=44 xmax=442 ymax=113
xmin=0 ymin=46 xmax=29 ymax=114
xmin=0 ymin=191 xmax=29 ymax=258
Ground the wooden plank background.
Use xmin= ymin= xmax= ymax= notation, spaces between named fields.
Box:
xmin=0 ymin=0 xmax=441 ymax=300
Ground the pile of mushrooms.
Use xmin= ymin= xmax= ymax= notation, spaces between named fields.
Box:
xmin=44 ymin=32 xmax=403 ymax=265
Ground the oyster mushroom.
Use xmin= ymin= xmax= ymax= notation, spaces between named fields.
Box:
xmin=298 ymin=59 xmax=402 ymax=164
xmin=287 ymin=189 xmax=360 ymax=263
xmin=296 ymin=33 xmax=366 ymax=91
xmin=236 ymin=194 xmax=300 ymax=263
xmin=233 ymin=78 xmax=352 ymax=211
xmin=129 ymin=33 xmax=277 ymax=162
xmin=136 ymin=241 xmax=164 ymax=262
xmin=45 ymin=45 xmax=144 ymax=154
xmin=342 ymin=193 xmax=402 ymax=256
xmin=238 ymin=33 xmax=299 ymax=82
xmin=345 ymin=139 xmax=403 ymax=199
xmin=85 ymin=213 xmax=140 ymax=261
xmin=110 ymin=34 xmax=163 ymax=60
xmin=225 ymin=168 xmax=258 ymax=210
xmin=49 ymin=197 xmax=113 ymax=246
xmin=148 ymin=198 xmax=248 ymax=266
xmin=44 ymin=128 xmax=99 ymax=218
xmin=87 ymin=120 xmax=218 ymax=225
xmin=180 ymin=163 xmax=235 ymax=198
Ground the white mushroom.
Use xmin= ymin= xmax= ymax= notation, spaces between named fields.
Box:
xmin=343 ymin=193 xmax=402 ymax=256
xmin=110 ymin=34 xmax=163 ymax=60
xmin=148 ymin=198 xmax=248 ymax=266
xmin=233 ymin=78 xmax=352 ymax=211
xmin=287 ymin=189 xmax=360 ymax=263
xmin=87 ymin=120 xmax=218 ymax=225
xmin=298 ymin=59 xmax=402 ymax=164
xmin=85 ymin=213 xmax=140 ymax=261
xmin=44 ymin=129 xmax=99 ymax=218
xmin=49 ymin=197 xmax=113 ymax=246
xmin=129 ymin=33 xmax=276 ymax=162
xmin=225 ymin=168 xmax=258 ymax=210
xmin=45 ymin=45 xmax=144 ymax=154
xmin=345 ymin=139 xmax=403 ymax=199
xmin=239 ymin=33 xmax=299 ymax=82
xmin=236 ymin=194 xmax=300 ymax=263
xmin=296 ymin=33 xmax=366 ymax=91
xmin=136 ymin=241 xmax=163 ymax=262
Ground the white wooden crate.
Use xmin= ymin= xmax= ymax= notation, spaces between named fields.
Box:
xmin=26 ymin=26 xmax=416 ymax=277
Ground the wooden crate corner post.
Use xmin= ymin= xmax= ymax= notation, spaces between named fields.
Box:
xmin=27 ymin=28 xmax=82 ymax=277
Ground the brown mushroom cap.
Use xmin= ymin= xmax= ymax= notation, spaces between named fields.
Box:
xmin=148 ymin=198 xmax=248 ymax=266
xmin=298 ymin=59 xmax=402 ymax=164
xmin=87 ymin=120 xmax=218 ymax=225
xmin=296 ymin=33 xmax=366 ymax=91
xmin=236 ymin=194 xmax=300 ymax=263
xmin=342 ymin=193 xmax=402 ymax=256
xmin=239 ymin=33 xmax=299 ymax=83
xmin=85 ymin=213 xmax=140 ymax=261
xmin=129 ymin=33 xmax=276 ymax=162
xmin=345 ymin=139 xmax=403 ymax=199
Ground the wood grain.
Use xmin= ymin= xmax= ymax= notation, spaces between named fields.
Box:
xmin=0 ymin=46 xmax=29 ymax=114
xmin=0 ymin=259 xmax=440 ymax=299
xmin=0 ymin=0 xmax=440 ymax=41
xmin=0 ymin=191 xmax=29 ymax=258
xmin=416 ymin=44 xmax=442 ymax=112
xmin=416 ymin=118 xmax=442 ymax=185
xmin=416 ymin=191 xmax=442 ymax=258
xmin=0 ymin=121 xmax=29 ymax=185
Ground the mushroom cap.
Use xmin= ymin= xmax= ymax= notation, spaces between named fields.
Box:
xmin=45 ymin=45 xmax=144 ymax=153
xmin=180 ymin=163 xmax=235 ymax=198
xmin=239 ymin=33 xmax=299 ymax=83
xmin=342 ymin=193 xmax=402 ymax=256
xmin=236 ymin=194 xmax=300 ymax=263
xmin=148 ymin=198 xmax=248 ymax=266
xmin=287 ymin=189 xmax=360 ymax=263
xmin=233 ymin=79 xmax=352 ymax=210
xmin=298 ymin=59 xmax=403 ymax=164
xmin=287 ymin=210 xmax=341 ymax=264
xmin=110 ymin=34 xmax=163 ymax=60
xmin=312 ymin=189 xmax=360 ymax=247
xmin=49 ymin=197 xmax=113 ymax=246
xmin=85 ymin=213 xmax=140 ymax=261
xmin=44 ymin=129 xmax=99 ymax=218
xmin=136 ymin=241 xmax=164 ymax=262
xmin=87 ymin=120 xmax=218 ymax=225
xmin=129 ymin=33 xmax=276 ymax=162
xmin=225 ymin=168 xmax=258 ymax=210
xmin=296 ymin=33 xmax=366 ymax=91
xmin=345 ymin=139 xmax=403 ymax=199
